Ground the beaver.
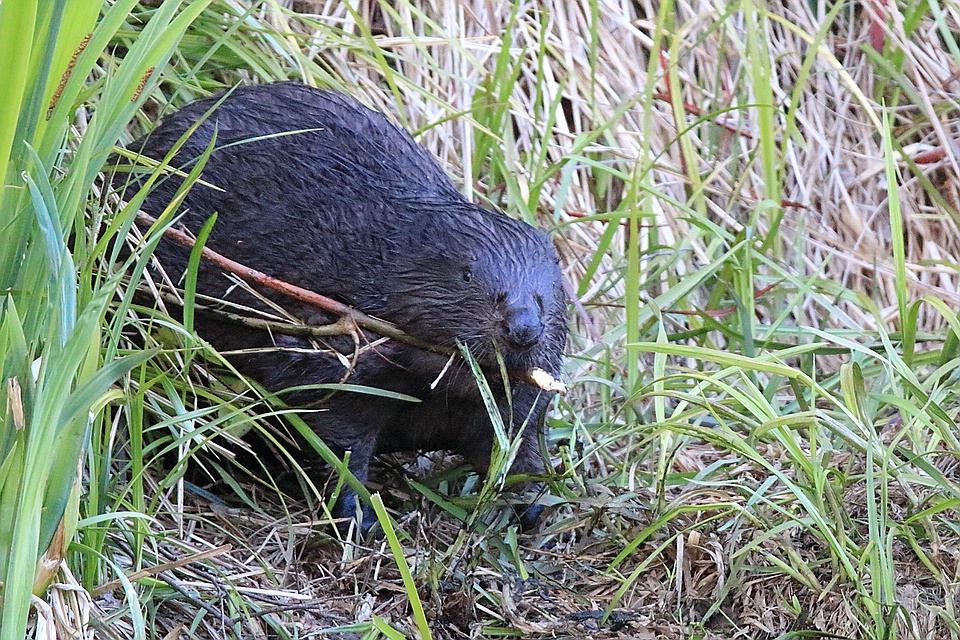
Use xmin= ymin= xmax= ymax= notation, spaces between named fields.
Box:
xmin=123 ymin=82 xmax=566 ymax=529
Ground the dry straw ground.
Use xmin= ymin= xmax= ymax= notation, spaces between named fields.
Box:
xmin=44 ymin=0 xmax=960 ymax=638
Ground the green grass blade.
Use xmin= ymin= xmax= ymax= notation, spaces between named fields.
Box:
xmin=371 ymin=492 xmax=432 ymax=640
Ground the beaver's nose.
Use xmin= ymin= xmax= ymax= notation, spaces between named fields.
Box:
xmin=501 ymin=300 xmax=543 ymax=348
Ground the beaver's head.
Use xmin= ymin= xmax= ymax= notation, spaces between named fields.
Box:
xmin=382 ymin=204 xmax=566 ymax=381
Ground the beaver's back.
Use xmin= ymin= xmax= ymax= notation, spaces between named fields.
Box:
xmin=132 ymin=83 xmax=465 ymax=315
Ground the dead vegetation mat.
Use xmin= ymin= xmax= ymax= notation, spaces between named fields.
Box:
xmin=75 ymin=436 xmax=960 ymax=639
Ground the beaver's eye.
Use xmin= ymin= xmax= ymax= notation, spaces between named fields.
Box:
xmin=461 ymin=268 xmax=473 ymax=283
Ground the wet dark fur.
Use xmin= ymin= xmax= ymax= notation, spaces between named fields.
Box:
xmin=124 ymin=82 xmax=566 ymax=526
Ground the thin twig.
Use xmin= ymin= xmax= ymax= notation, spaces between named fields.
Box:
xmin=156 ymin=572 xmax=235 ymax=629
xmin=137 ymin=212 xmax=448 ymax=355
xmin=155 ymin=289 xmax=360 ymax=340
xmin=91 ymin=544 xmax=234 ymax=597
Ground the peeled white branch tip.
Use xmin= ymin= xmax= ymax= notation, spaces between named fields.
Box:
xmin=530 ymin=368 xmax=567 ymax=395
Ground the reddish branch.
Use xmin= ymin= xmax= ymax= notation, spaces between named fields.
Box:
xmin=913 ymin=147 xmax=952 ymax=165
xmin=136 ymin=212 xmax=445 ymax=355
